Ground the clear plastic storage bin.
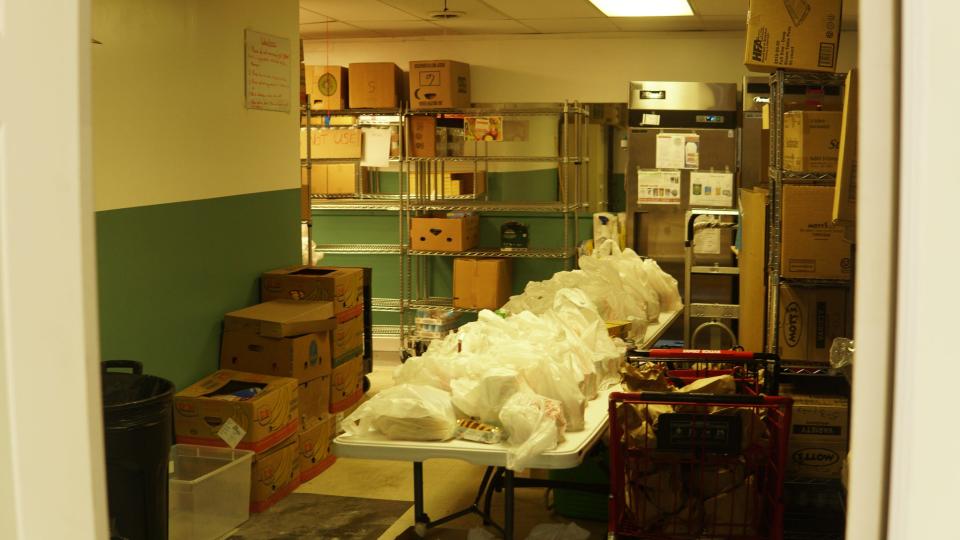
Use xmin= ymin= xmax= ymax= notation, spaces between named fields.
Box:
xmin=168 ymin=444 xmax=254 ymax=540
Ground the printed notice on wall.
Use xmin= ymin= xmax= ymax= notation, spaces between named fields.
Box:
xmin=245 ymin=29 xmax=291 ymax=112
xmin=690 ymin=171 xmax=734 ymax=207
xmin=637 ymin=169 xmax=681 ymax=205
xmin=655 ymin=133 xmax=700 ymax=169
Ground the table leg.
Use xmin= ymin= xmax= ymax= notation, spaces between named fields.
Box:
xmin=413 ymin=462 xmax=428 ymax=526
xmin=503 ymin=469 xmax=515 ymax=540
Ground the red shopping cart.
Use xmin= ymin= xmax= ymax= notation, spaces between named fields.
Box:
xmin=609 ymin=350 xmax=792 ymax=540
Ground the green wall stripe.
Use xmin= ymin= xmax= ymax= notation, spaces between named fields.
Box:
xmin=96 ymin=188 xmax=301 ymax=389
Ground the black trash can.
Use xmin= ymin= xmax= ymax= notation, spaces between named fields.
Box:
xmin=101 ymin=360 xmax=175 ymax=540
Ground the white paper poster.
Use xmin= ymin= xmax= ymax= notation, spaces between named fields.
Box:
xmin=244 ymin=29 xmax=291 ymax=112
xmin=637 ymin=169 xmax=681 ymax=205
xmin=693 ymin=215 xmax=722 ymax=255
xmin=360 ymin=128 xmax=391 ymax=168
xmin=655 ymin=133 xmax=700 ymax=169
xmin=690 ymin=171 xmax=735 ymax=207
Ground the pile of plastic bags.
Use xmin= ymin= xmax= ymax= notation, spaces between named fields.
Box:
xmin=342 ymin=240 xmax=682 ymax=470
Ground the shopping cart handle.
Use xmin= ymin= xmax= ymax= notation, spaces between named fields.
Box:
xmin=638 ymin=349 xmax=759 ymax=360
xmin=629 ymin=391 xmax=766 ymax=405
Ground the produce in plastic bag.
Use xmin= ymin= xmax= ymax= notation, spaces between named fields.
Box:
xmin=525 ymin=522 xmax=590 ymax=540
xmin=642 ymin=258 xmax=683 ymax=312
xmin=343 ymin=384 xmax=457 ymax=441
xmin=499 ymin=392 xmax=566 ymax=471
xmin=451 ymin=367 xmax=521 ymax=424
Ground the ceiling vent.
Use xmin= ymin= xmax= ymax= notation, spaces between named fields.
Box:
xmin=429 ymin=1 xmax=464 ymax=20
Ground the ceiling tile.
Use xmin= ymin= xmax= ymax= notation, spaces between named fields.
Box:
xmin=610 ymin=17 xmax=708 ymax=32
xmin=431 ymin=18 xmax=535 ymax=34
xmin=689 ymin=0 xmax=748 ymax=17
xmin=378 ymin=0 xmax=509 ymax=20
xmin=348 ymin=19 xmax=449 ymax=37
xmin=520 ymin=18 xmax=620 ymax=33
xmin=299 ymin=0 xmax=419 ymax=21
xmin=299 ymin=21 xmax=381 ymax=38
xmin=697 ymin=16 xmax=747 ymax=30
xmin=481 ymin=0 xmax=605 ymax=19
xmin=300 ymin=8 xmax=333 ymax=24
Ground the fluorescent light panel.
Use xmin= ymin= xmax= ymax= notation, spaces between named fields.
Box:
xmin=589 ymin=0 xmax=693 ymax=17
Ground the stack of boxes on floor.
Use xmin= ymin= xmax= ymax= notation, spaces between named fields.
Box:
xmin=172 ymin=265 xmax=366 ymax=513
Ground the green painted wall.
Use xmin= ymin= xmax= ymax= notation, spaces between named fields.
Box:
xmin=96 ymin=189 xmax=301 ymax=389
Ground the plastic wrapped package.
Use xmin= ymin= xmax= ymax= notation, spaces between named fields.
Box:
xmin=499 ymin=392 xmax=567 ymax=471
xmin=343 ymin=384 xmax=457 ymax=441
xmin=450 ymin=367 xmax=522 ymax=424
xmin=642 ymin=258 xmax=683 ymax=312
xmin=521 ymin=358 xmax=586 ymax=432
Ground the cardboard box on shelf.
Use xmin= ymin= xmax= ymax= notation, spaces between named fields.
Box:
xmin=299 ymin=127 xmax=362 ymax=160
xmin=224 ymin=300 xmax=334 ymax=338
xmin=298 ymin=374 xmax=330 ymax=423
xmin=409 ymin=214 xmax=480 ymax=252
xmin=783 ymin=111 xmax=842 ymax=173
xmin=299 ymin=417 xmax=335 ymax=483
xmin=300 ymin=184 xmax=310 ymax=221
xmin=744 ymin=0 xmax=843 ymax=73
xmin=785 ymin=394 xmax=849 ymax=478
xmin=453 ymin=258 xmax=512 ymax=311
xmin=220 ymin=330 xmax=332 ymax=383
xmin=310 ymin=163 xmax=364 ymax=196
xmin=738 ymin=188 xmax=768 ymax=352
xmin=261 ymin=266 xmax=365 ymax=322
xmin=332 ymin=314 xmax=364 ymax=366
xmin=250 ymin=434 xmax=301 ymax=513
xmin=174 ymin=370 xmax=299 ymax=453
xmin=408 ymin=60 xmax=471 ymax=110
xmin=304 ymin=65 xmax=347 ymax=110
xmin=348 ymin=63 xmax=403 ymax=109
xmin=778 ymin=285 xmax=849 ymax=363
xmin=408 ymin=171 xmax=486 ymax=197
xmin=781 ymin=185 xmax=851 ymax=280
xmin=330 ymin=355 xmax=364 ymax=413
xmin=409 ymin=115 xmax=437 ymax=157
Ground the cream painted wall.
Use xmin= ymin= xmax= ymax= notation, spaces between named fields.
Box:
xmin=304 ymin=31 xmax=858 ymax=104
xmin=93 ymin=0 xmax=300 ymax=211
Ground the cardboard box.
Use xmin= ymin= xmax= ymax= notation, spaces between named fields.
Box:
xmin=300 ymin=184 xmax=310 ymax=221
xmin=310 ymin=163 xmax=363 ymax=196
xmin=330 ymin=355 xmax=364 ymax=413
xmin=738 ymin=188 xmax=768 ymax=352
xmin=834 ymin=69 xmax=857 ymax=223
xmin=408 ymin=60 xmax=471 ymax=110
xmin=224 ymin=300 xmax=334 ymax=338
xmin=298 ymin=374 xmax=330 ymax=423
xmin=220 ymin=330 xmax=332 ymax=383
xmin=250 ymin=434 xmax=300 ymax=513
xmin=304 ymin=65 xmax=347 ymax=110
xmin=408 ymin=171 xmax=486 ymax=197
xmin=778 ymin=285 xmax=849 ymax=363
xmin=606 ymin=321 xmax=631 ymax=339
xmin=299 ymin=127 xmax=362 ymax=160
xmin=348 ymin=63 xmax=403 ymax=109
xmin=410 ymin=215 xmax=480 ymax=252
xmin=786 ymin=394 xmax=849 ymax=478
xmin=261 ymin=265 xmax=365 ymax=322
xmin=744 ymin=0 xmax=843 ymax=73
xmin=332 ymin=314 xmax=364 ymax=366
xmin=174 ymin=370 xmax=299 ymax=453
xmin=453 ymin=258 xmax=512 ymax=310
xmin=299 ymin=417 xmax=335 ymax=483
xmin=409 ymin=115 xmax=437 ymax=157
xmin=781 ymin=185 xmax=851 ymax=280
xmin=783 ymin=111 xmax=842 ymax=173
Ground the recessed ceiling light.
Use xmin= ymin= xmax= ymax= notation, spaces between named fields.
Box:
xmin=588 ymin=0 xmax=694 ymax=17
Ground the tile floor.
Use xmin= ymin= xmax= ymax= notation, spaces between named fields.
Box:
xmin=294 ymin=352 xmax=607 ymax=539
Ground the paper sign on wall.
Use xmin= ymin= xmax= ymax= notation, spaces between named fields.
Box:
xmin=637 ymin=169 xmax=681 ymax=205
xmin=244 ymin=29 xmax=291 ymax=112
xmin=360 ymin=128 xmax=391 ymax=168
xmin=656 ymin=133 xmax=700 ymax=169
xmin=690 ymin=171 xmax=735 ymax=207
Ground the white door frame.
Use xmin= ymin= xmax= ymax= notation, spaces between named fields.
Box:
xmin=0 ymin=1 xmax=108 ymax=538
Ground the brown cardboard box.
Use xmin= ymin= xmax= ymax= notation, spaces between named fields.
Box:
xmin=330 ymin=355 xmax=364 ymax=413
xmin=781 ymin=185 xmax=851 ymax=280
xmin=785 ymin=394 xmax=849 ymax=478
xmin=348 ymin=63 xmax=403 ymax=109
xmin=220 ymin=330 xmax=332 ymax=383
xmin=783 ymin=111 xmax=842 ymax=173
xmin=408 ymin=171 xmax=486 ymax=197
xmin=250 ymin=434 xmax=301 ymax=513
xmin=332 ymin=314 xmax=364 ymax=366
xmin=834 ymin=69 xmax=857 ymax=223
xmin=300 ymin=184 xmax=310 ymax=221
xmin=778 ymin=285 xmax=849 ymax=363
xmin=310 ymin=163 xmax=363 ymax=196
xmin=174 ymin=370 xmax=299 ymax=453
xmin=744 ymin=0 xmax=843 ymax=73
xmin=409 ymin=115 xmax=437 ymax=157
xmin=299 ymin=417 xmax=335 ymax=483
xmin=224 ymin=300 xmax=334 ymax=338
xmin=298 ymin=374 xmax=330 ymax=423
xmin=410 ymin=215 xmax=480 ymax=252
xmin=453 ymin=258 xmax=512 ymax=310
xmin=261 ymin=266 xmax=364 ymax=322
xmin=299 ymin=127 xmax=362 ymax=160
xmin=408 ymin=60 xmax=471 ymax=110
xmin=738 ymin=188 xmax=768 ymax=352
xmin=304 ymin=65 xmax=347 ymax=110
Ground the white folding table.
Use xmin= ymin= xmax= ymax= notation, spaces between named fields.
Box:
xmin=332 ymin=309 xmax=681 ymax=538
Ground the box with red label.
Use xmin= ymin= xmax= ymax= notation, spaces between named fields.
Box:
xmin=174 ymin=370 xmax=299 ymax=454
xmin=298 ymin=374 xmax=330 ymax=423
xmin=299 ymin=417 xmax=335 ymax=483
xmin=261 ymin=266 xmax=364 ymax=322
xmin=220 ymin=330 xmax=332 ymax=383
xmin=330 ymin=355 xmax=364 ymax=413
xmin=250 ymin=434 xmax=301 ymax=513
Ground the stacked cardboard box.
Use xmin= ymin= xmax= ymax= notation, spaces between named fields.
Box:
xmin=783 ymin=393 xmax=849 ymax=479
